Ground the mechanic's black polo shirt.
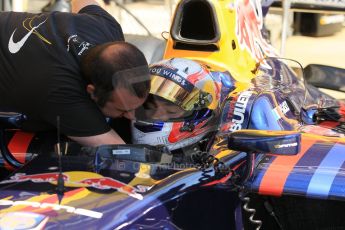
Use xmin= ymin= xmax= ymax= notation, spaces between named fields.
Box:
xmin=0 ymin=5 xmax=124 ymax=136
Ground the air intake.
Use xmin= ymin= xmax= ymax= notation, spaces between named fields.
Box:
xmin=171 ymin=0 xmax=220 ymax=51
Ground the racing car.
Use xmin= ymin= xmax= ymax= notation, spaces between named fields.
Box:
xmin=1 ymin=0 xmax=345 ymax=229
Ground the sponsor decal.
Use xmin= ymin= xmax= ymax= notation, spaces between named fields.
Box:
xmin=0 ymin=200 xmax=102 ymax=219
xmin=272 ymin=100 xmax=290 ymax=120
xmin=8 ymin=16 xmax=51 ymax=54
xmin=229 ymin=91 xmax=253 ymax=131
xmin=67 ymin=34 xmax=92 ymax=56
xmin=112 ymin=149 xmax=131 ymax=155
xmin=150 ymin=67 xmax=194 ymax=92
xmin=279 ymin=101 xmax=290 ymax=114
xmin=135 ymin=185 xmax=153 ymax=193
xmin=274 ymin=142 xmax=298 ymax=149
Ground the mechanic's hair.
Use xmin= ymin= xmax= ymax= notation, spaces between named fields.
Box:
xmin=81 ymin=41 xmax=150 ymax=107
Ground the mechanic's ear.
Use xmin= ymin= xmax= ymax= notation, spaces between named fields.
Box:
xmin=86 ymin=84 xmax=97 ymax=100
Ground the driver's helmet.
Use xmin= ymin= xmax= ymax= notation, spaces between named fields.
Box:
xmin=132 ymin=58 xmax=221 ymax=150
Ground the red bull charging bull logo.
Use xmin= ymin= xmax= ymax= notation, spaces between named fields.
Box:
xmin=235 ymin=0 xmax=277 ymax=62
xmin=0 ymin=172 xmax=143 ymax=200
xmin=78 ymin=177 xmax=142 ymax=200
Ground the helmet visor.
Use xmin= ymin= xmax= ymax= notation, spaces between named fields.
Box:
xmin=135 ymin=95 xmax=194 ymax=122
xmin=150 ymin=74 xmax=209 ymax=111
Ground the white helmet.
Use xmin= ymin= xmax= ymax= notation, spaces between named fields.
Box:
xmin=132 ymin=58 xmax=221 ymax=150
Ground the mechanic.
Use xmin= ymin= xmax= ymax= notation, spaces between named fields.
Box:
xmin=0 ymin=0 xmax=150 ymax=146
xmin=132 ymin=58 xmax=232 ymax=151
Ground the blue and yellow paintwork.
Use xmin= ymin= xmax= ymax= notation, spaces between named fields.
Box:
xmin=1 ymin=0 xmax=345 ymax=228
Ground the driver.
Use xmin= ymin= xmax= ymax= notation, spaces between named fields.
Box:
xmin=132 ymin=58 xmax=227 ymax=152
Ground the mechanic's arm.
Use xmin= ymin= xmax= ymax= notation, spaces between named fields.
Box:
xmin=71 ymin=0 xmax=104 ymax=13
xmin=68 ymin=129 xmax=125 ymax=147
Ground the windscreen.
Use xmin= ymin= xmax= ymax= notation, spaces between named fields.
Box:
xmin=252 ymin=57 xmax=314 ymax=113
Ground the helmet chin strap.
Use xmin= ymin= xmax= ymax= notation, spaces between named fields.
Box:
xmin=179 ymin=109 xmax=213 ymax=133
